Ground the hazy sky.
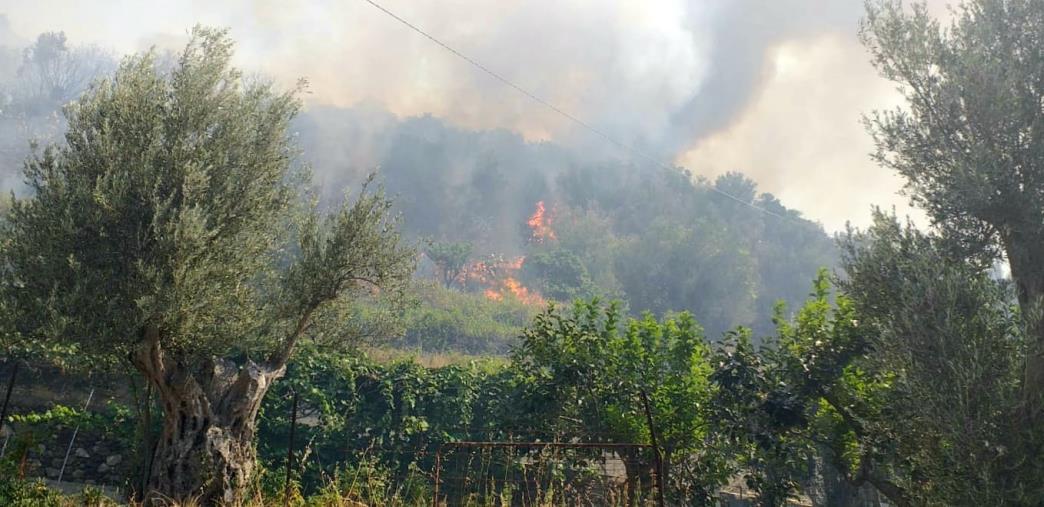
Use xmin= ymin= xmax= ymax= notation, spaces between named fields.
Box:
xmin=1 ymin=0 xmax=954 ymax=230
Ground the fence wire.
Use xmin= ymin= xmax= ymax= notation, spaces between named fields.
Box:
xmin=433 ymin=442 xmax=660 ymax=507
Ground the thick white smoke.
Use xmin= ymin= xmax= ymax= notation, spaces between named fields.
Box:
xmin=0 ymin=0 xmax=951 ymax=229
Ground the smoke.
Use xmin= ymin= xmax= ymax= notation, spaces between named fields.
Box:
xmin=0 ymin=0 xmax=953 ymax=228
xmin=659 ymin=1 xmax=862 ymax=155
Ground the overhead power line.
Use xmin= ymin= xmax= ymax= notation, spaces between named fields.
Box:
xmin=359 ymin=0 xmax=790 ymax=221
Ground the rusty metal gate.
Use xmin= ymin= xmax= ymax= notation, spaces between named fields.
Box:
xmin=432 ymin=441 xmax=662 ymax=506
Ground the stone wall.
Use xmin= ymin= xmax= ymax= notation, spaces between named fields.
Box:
xmin=1 ymin=359 xmax=135 ymax=489
xmin=2 ymin=424 xmax=132 ymax=488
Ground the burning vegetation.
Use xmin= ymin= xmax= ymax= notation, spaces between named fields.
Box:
xmin=472 ymin=255 xmax=544 ymax=306
xmin=527 ymin=200 xmax=555 ymax=242
xmin=441 ymin=201 xmax=554 ymax=306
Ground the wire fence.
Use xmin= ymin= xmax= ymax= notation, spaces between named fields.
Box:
xmin=0 ymin=359 xmax=671 ymax=506
xmin=433 ymin=442 xmax=661 ymax=507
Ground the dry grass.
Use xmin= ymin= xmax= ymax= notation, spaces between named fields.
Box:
xmin=361 ymin=347 xmax=507 ymax=369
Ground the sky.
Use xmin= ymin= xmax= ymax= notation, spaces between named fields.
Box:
xmin=0 ymin=0 xmax=954 ymax=231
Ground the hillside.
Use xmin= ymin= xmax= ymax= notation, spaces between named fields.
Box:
xmin=0 ymin=32 xmax=836 ymax=350
xmin=297 ymin=104 xmax=837 ymax=340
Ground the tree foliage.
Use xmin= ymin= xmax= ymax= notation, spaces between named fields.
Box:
xmin=713 ymin=213 xmax=1041 ymax=506
xmin=300 ymin=107 xmax=837 ymax=338
xmin=0 ymin=31 xmax=115 ymax=191
xmin=836 ymin=211 xmax=1034 ymax=505
xmin=863 ymin=0 xmax=1044 ymax=416
xmin=0 ymin=27 xmax=414 ymax=503
xmin=423 ymin=239 xmax=472 ymax=288
xmin=512 ymin=301 xmax=728 ymax=503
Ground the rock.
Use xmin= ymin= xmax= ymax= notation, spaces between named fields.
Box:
xmin=75 ymin=447 xmax=90 ymax=458
xmin=85 ymin=479 xmax=96 ymax=485
xmin=45 ymin=467 xmax=59 ymax=478
xmin=72 ymin=469 xmax=84 ymax=480
xmin=98 ymin=463 xmax=109 ymax=474
xmin=105 ymin=454 xmax=122 ymax=466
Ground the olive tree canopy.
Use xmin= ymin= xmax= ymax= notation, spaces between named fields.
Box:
xmin=863 ymin=0 xmax=1044 ymax=417
xmin=0 ymin=27 xmax=414 ymax=503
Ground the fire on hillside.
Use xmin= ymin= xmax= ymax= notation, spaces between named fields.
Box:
xmin=457 ymin=201 xmax=555 ymax=306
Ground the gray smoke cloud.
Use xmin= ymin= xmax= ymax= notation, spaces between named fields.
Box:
xmin=0 ymin=0 xmax=953 ymax=229
xmin=660 ymin=1 xmax=863 ymax=155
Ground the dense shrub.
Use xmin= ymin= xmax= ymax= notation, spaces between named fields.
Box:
xmin=393 ymin=282 xmax=537 ymax=354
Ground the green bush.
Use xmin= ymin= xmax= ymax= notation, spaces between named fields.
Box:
xmin=0 ymin=461 xmax=63 ymax=507
xmin=394 ymin=282 xmax=536 ymax=354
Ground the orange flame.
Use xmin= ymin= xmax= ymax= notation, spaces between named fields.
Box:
xmin=449 ymin=202 xmax=556 ymax=306
xmin=527 ymin=201 xmax=555 ymax=242
xmin=501 ymin=276 xmax=544 ymax=306
xmin=462 ymin=254 xmax=545 ymax=306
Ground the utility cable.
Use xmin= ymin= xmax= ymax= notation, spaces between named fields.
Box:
xmin=359 ymin=0 xmax=793 ymax=222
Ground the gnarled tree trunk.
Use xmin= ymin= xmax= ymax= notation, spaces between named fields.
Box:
xmin=131 ymin=329 xmax=285 ymax=505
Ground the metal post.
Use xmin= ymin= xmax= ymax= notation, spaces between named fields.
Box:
xmin=639 ymin=389 xmax=666 ymax=507
xmin=0 ymin=361 xmax=20 ymax=438
xmin=432 ymin=441 xmax=654 ymax=506
xmin=58 ymin=387 xmax=94 ymax=483
xmin=139 ymin=381 xmax=156 ymax=502
xmin=284 ymin=389 xmax=299 ymax=506
xmin=432 ymin=444 xmax=444 ymax=507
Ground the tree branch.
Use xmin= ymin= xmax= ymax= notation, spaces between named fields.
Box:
xmin=130 ymin=324 xmax=167 ymax=386
xmin=265 ymin=306 xmax=315 ymax=372
xmin=817 ymin=387 xmax=913 ymax=507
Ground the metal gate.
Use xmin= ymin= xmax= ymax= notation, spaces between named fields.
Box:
xmin=432 ymin=441 xmax=662 ymax=506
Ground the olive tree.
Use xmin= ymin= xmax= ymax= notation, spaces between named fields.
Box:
xmin=836 ymin=211 xmax=1029 ymax=504
xmin=0 ymin=28 xmax=414 ymax=504
xmin=862 ymin=0 xmax=1044 ymax=417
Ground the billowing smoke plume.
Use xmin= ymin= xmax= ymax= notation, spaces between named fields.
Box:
xmin=0 ymin=4 xmax=859 ymax=335
xmin=660 ymin=1 xmax=864 ymax=155
xmin=0 ymin=0 xmax=951 ymax=228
